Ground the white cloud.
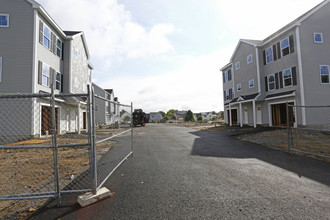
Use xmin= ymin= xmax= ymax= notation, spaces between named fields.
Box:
xmin=37 ymin=0 xmax=175 ymax=64
xmin=99 ymin=45 xmax=236 ymax=113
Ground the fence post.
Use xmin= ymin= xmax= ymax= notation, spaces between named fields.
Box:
xmin=286 ymin=102 xmax=291 ymax=153
xmin=51 ymin=74 xmax=61 ymax=203
xmin=91 ymin=87 xmax=97 ymax=194
xmin=131 ymin=102 xmax=133 ymax=156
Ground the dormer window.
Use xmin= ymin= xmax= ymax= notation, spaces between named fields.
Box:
xmin=0 ymin=14 xmax=9 ymax=27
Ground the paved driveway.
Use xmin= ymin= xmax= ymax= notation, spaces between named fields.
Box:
xmin=30 ymin=124 xmax=330 ymax=219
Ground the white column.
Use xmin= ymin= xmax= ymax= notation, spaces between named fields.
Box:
xmin=229 ymin=105 xmax=232 ymax=126
xmin=255 ymin=47 xmax=261 ymax=93
xmin=295 ymin=26 xmax=306 ymax=125
xmin=77 ymin=103 xmax=81 ymax=134
xmin=253 ymin=100 xmax=256 ymax=128
xmin=239 ymin=103 xmax=243 ymax=127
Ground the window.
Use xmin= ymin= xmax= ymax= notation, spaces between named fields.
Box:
xmin=74 ymin=48 xmax=78 ymax=58
xmin=224 ymin=71 xmax=229 ymax=82
xmin=266 ymin=46 xmax=273 ymax=64
xmin=237 ymin=83 xmax=241 ymax=91
xmin=247 ymin=54 xmax=252 ymax=64
xmin=42 ymin=63 xmax=50 ymax=86
xmin=281 ymin=37 xmax=290 ymax=56
xmin=320 ymin=65 xmax=329 ymax=84
xmin=235 ymin=62 xmax=240 ymax=70
xmin=268 ymin=74 xmax=275 ymax=91
xmin=0 ymin=14 xmax=9 ymax=27
xmin=55 ymin=72 xmax=62 ymax=91
xmin=225 ymin=89 xmax=230 ymax=101
xmin=56 ymin=39 xmax=62 ymax=58
xmin=314 ymin=33 xmax=323 ymax=43
xmin=43 ymin=25 xmax=51 ymax=49
xmin=0 ymin=57 xmax=2 ymax=82
xmin=283 ymin=68 xmax=292 ymax=87
xmin=249 ymin=79 xmax=254 ymax=88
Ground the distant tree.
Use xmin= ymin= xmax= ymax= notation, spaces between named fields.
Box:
xmin=164 ymin=115 xmax=169 ymax=120
xmin=184 ymin=110 xmax=194 ymax=122
xmin=211 ymin=116 xmax=217 ymax=121
xmin=166 ymin=109 xmax=176 ymax=117
xmin=197 ymin=115 xmax=203 ymax=121
xmin=212 ymin=111 xmax=216 ymax=115
xmin=159 ymin=111 xmax=165 ymax=118
xmin=123 ymin=116 xmax=131 ymax=123
xmin=219 ymin=111 xmax=224 ymax=119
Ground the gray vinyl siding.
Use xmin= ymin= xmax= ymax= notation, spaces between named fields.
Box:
xmin=35 ymin=13 xmax=64 ymax=94
xmin=93 ymin=83 xmax=106 ymax=125
xmin=0 ymin=0 xmax=34 ymax=93
xmin=299 ymin=2 xmax=330 ymax=107
xmin=222 ymin=65 xmax=233 ymax=104
xmin=232 ymin=43 xmax=258 ymax=95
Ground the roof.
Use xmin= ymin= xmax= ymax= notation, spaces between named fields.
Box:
xmin=241 ymin=39 xmax=263 ymax=46
xmin=265 ymin=90 xmax=295 ymax=99
xmin=63 ymin=31 xmax=82 ymax=36
xmin=105 ymin=89 xmax=113 ymax=94
xmin=229 ymin=93 xmax=259 ymax=104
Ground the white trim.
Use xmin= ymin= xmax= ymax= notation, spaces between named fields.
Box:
xmin=265 ymin=91 xmax=296 ymax=101
xmin=267 ymin=99 xmax=297 ymax=128
xmin=0 ymin=14 xmax=9 ymax=27
xmin=253 ymin=100 xmax=256 ymax=128
xmin=232 ymin=68 xmax=235 ymax=98
xmin=0 ymin=57 xmax=2 ymax=83
xmin=247 ymin=54 xmax=253 ymax=64
xmin=283 ymin=68 xmax=293 ymax=88
xmin=320 ymin=65 xmax=330 ymax=84
xmin=32 ymin=11 xmax=38 ymax=93
xmin=239 ymin=103 xmax=243 ymax=127
xmin=313 ymin=32 xmax=323 ymax=43
xmin=265 ymin=46 xmax=273 ymax=64
xmin=249 ymin=79 xmax=255 ymax=88
xmin=255 ymin=47 xmax=261 ymax=93
xmin=220 ymin=63 xmax=232 ymax=71
xmin=68 ymin=40 xmax=72 ymax=93
xmin=295 ymin=26 xmax=306 ymax=125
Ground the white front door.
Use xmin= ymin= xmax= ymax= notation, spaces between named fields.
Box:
xmin=244 ymin=107 xmax=248 ymax=124
xmin=257 ymin=105 xmax=262 ymax=124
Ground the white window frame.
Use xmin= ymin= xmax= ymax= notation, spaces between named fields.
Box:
xmin=283 ymin=68 xmax=292 ymax=88
xmin=266 ymin=46 xmax=273 ymax=64
xmin=42 ymin=63 xmax=50 ymax=87
xmin=0 ymin=14 xmax=9 ymax=27
xmin=268 ymin=74 xmax=276 ymax=91
xmin=55 ymin=72 xmax=62 ymax=91
xmin=235 ymin=61 xmax=240 ymax=70
xmin=43 ymin=24 xmax=51 ymax=49
xmin=56 ymin=38 xmax=62 ymax=58
xmin=314 ymin=33 xmax=323 ymax=43
xmin=247 ymin=54 xmax=253 ymax=64
xmin=0 ymin=57 xmax=2 ymax=82
xmin=281 ymin=37 xmax=290 ymax=56
xmin=320 ymin=65 xmax=329 ymax=84
xmin=237 ymin=83 xmax=241 ymax=91
xmin=249 ymin=79 xmax=254 ymax=88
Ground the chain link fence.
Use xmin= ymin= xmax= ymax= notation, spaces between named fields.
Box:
xmin=288 ymin=104 xmax=330 ymax=160
xmin=0 ymin=85 xmax=133 ymax=218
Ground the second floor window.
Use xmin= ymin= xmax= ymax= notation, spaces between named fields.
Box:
xmin=55 ymin=72 xmax=63 ymax=91
xmin=43 ymin=25 xmax=51 ymax=49
xmin=283 ymin=68 xmax=292 ymax=87
xmin=268 ymin=74 xmax=275 ymax=91
xmin=42 ymin=63 xmax=50 ymax=87
xmin=0 ymin=14 xmax=9 ymax=27
xmin=56 ymin=39 xmax=62 ymax=58
xmin=266 ymin=47 xmax=273 ymax=64
xmin=320 ymin=65 xmax=329 ymax=84
xmin=281 ymin=37 xmax=290 ymax=56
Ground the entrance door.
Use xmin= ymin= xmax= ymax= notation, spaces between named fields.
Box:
xmin=231 ymin=109 xmax=238 ymax=125
xmin=41 ymin=106 xmax=58 ymax=135
xmin=257 ymin=105 xmax=262 ymax=124
xmin=271 ymin=102 xmax=294 ymax=126
xmin=244 ymin=107 xmax=248 ymax=124
xmin=83 ymin=112 xmax=87 ymax=129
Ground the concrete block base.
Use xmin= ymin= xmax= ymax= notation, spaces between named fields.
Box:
xmin=77 ymin=187 xmax=111 ymax=207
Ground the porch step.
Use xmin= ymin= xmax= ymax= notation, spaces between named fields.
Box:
xmin=77 ymin=187 xmax=111 ymax=207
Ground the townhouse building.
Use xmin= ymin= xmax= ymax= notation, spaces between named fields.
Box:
xmin=149 ymin=112 xmax=162 ymax=123
xmin=221 ymin=0 xmax=330 ymax=128
xmin=0 ymin=0 xmax=93 ymax=137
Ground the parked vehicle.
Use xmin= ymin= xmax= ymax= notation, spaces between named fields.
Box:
xmin=133 ymin=109 xmax=146 ymax=127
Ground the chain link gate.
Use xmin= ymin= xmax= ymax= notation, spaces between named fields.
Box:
xmin=0 ymin=82 xmax=133 ymax=215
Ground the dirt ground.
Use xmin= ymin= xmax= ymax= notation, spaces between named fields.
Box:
xmin=0 ymin=126 xmax=126 ymax=219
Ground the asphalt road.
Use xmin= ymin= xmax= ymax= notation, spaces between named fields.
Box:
xmin=30 ymin=124 xmax=330 ymax=219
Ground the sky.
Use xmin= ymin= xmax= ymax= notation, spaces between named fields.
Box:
xmin=37 ymin=0 xmax=324 ymax=113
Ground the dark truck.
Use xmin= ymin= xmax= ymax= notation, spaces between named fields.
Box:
xmin=133 ymin=109 xmax=146 ymax=127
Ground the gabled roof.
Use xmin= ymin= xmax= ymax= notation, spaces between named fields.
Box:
xmin=265 ymin=90 xmax=295 ymax=99
xmin=105 ymin=89 xmax=113 ymax=94
xmin=64 ymin=31 xmax=82 ymax=36
xmin=229 ymin=93 xmax=260 ymax=104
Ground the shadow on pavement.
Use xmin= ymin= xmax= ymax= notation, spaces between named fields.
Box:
xmin=190 ymin=129 xmax=330 ymax=186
